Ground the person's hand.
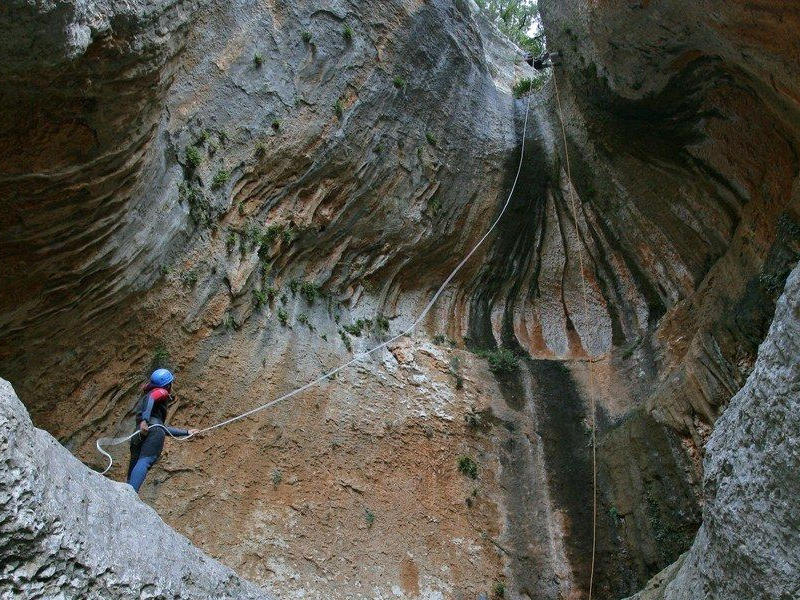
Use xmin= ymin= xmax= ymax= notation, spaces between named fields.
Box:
xmin=139 ymin=421 xmax=149 ymax=436
xmin=188 ymin=428 xmax=200 ymax=437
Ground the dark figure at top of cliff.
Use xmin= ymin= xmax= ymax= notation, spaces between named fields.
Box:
xmin=127 ymin=368 xmax=199 ymax=492
xmin=525 ymin=51 xmax=562 ymax=70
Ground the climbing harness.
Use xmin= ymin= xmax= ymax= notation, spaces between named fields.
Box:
xmin=95 ymin=91 xmax=534 ymax=475
xmin=553 ymin=72 xmax=598 ymax=600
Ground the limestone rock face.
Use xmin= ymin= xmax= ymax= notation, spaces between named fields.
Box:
xmin=1 ymin=0 xmax=799 ymax=598
xmin=625 ymin=262 xmax=800 ymax=600
xmin=0 ymin=377 xmax=270 ymax=600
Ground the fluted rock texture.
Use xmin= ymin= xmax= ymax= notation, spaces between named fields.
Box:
xmin=1 ymin=0 xmax=799 ymax=598
xmin=626 ymin=261 xmax=800 ymax=600
xmin=0 ymin=378 xmax=269 ymax=600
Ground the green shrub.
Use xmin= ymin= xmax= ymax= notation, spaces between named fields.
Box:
xmin=254 ymin=143 xmax=266 ymax=157
xmin=282 ymin=226 xmax=295 ymax=244
xmin=339 ymin=329 xmax=353 ymax=352
xmin=334 ymin=99 xmax=343 ymax=119
xmin=226 ymin=230 xmax=238 ymax=252
xmin=289 ymin=279 xmax=299 ymax=295
xmin=262 ymin=224 xmax=284 ymax=245
xmin=272 ymin=469 xmax=282 ymax=487
xmin=277 ymin=307 xmax=288 ymax=326
xmin=272 ymin=119 xmax=280 ymax=129
xmin=297 ymin=313 xmax=311 ymax=328
xmin=180 ymin=270 xmax=198 ymax=288
xmin=457 ymin=455 xmax=478 ymax=479
xmin=393 ymin=76 xmax=406 ymax=89
xmin=364 ymin=508 xmax=375 ymax=528
xmin=301 ymin=30 xmax=312 ymax=43
xmin=375 ymin=315 xmax=390 ymax=332
xmin=198 ymin=130 xmax=210 ymax=144
xmin=512 ymin=75 xmax=546 ymax=98
xmin=253 ymin=289 xmax=268 ymax=309
xmin=152 ymin=346 xmax=170 ymax=369
xmin=186 ymin=145 xmax=202 ymax=169
xmin=343 ymin=25 xmax=353 ymax=41
xmin=477 ymin=347 xmax=519 ymax=374
xmin=212 ymin=168 xmax=231 ymax=189
xmin=425 ymin=131 xmax=437 ymax=146
xmin=343 ymin=319 xmax=371 ymax=337
xmin=253 ymin=52 xmax=263 ymax=67
xmin=493 ymin=581 xmax=506 ymax=598
xmin=299 ymin=281 xmax=320 ymax=304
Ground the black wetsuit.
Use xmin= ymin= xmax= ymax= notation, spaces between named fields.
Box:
xmin=127 ymin=387 xmax=189 ymax=491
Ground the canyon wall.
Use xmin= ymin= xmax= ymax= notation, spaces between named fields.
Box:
xmin=1 ymin=0 xmax=798 ymax=598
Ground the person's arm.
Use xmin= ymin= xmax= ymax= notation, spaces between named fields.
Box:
xmin=165 ymin=426 xmax=190 ymax=437
xmin=140 ymin=394 xmax=155 ymax=424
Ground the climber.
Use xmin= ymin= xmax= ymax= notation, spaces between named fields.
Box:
xmin=127 ymin=368 xmax=199 ymax=492
xmin=525 ymin=51 xmax=562 ymax=70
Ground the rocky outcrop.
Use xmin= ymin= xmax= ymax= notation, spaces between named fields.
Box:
xmin=625 ymin=260 xmax=800 ymax=599
xmin=0 ymin=377 xmax=269 ymax=599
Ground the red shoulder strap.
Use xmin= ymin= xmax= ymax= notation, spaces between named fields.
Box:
xmin=149 ymin=388 xmax=170 ymax=403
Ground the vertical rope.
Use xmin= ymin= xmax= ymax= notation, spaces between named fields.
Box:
xmin=553 ymin=72 xmax=598 ymax=600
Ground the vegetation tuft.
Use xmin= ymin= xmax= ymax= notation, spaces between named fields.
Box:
xmin=186 ymin=145 xmax=202 ymax=169
xmin=512 ymin=75 xmax=546 ymax=98
xmin=301 ymin=30 xmax=312 ymax=43
xmin=212 ymin=168 xmax=231 ymax=189
xmin=476 ymin=347 xmax=519 ymax=374
xmin=457 ymin=455 xmax=478 ymax=479
xmin=277 ymin=307 xmax=288 ymax=326
xmin=393 ymin=76 xmax=406 ymax=89
xmin=253 ymin=52 xmax=263 ymax=67
xmin=342 ymin=25 xmax=353 ymax=42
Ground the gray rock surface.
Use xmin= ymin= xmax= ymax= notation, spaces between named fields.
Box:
xmin=0 ymin=377 xmax=270 ymax=600
xmin=626 ymin=260 xmax=800 ymax=599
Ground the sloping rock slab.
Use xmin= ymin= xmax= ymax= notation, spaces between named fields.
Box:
xmin=626 ymin=261 xmax=800 ymax=599
xmin=0 ymin=378 xmax=271 ymax=600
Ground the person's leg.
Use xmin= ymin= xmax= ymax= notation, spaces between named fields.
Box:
xmin=127 ymin=436 xmax=142 ymax=482
xmin=128 ymin=454 xmax=158 ymax=492
xmin=128 ymin=427 xmax=164 ymax=492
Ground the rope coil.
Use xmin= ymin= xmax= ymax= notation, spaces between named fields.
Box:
xmin=96 ymin=92 xmax=534 ymax=475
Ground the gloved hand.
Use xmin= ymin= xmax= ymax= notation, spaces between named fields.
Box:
xmin=139 ymin=421 xmax=149 ymax=436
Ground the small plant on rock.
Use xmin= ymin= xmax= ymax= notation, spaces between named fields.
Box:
xmin=226 ymin=230 xmax=238 ymax=252
xmin=393 ymin=76 xmax=406 ymax=89
xmin=272 ymin=469 xmax=282 ymax=488
xmin=152 ymin=346 xmax=170 ymax=369
xmin=272 ymin=119 xmax=281 ymax=130
xmin=180 ymin=270 xmax=198 ymax=288
xmin=253 ymin=289 xmax=268 ymax=309
xmin=343 ymin=25 xmax=353 ymax=42
xmin=425 ymin=131 xmax=437 ymax=146
xmin=299 ymin=281 xmax=320 ymax=304
xmin=477 ymin=347 xmax=519 ymax=374
xmin=457 ymin=455 xmax=478 ymax=479
xmin=334 ymin=99 xmax=343 ymax=119
xmin=277 ymin=307 xmax=289 ymax=326
xmin=212 ymin=168 xmax=231 ymax=189
xmin=253 ymin=52 xmax=263 ymax=67
xmin=492 ymin=581 xmax=506 ymax=598
xmin=301 ymin=30 xmax=312 ymax=43
xmin=186 ymin=145 xmax=202 ymax=169
xmin=364 ymin=508 xmax=375 ymax=529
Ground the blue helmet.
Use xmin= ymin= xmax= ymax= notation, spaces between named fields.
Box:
xmin=150 ymin=368 xmax=174 ymax=387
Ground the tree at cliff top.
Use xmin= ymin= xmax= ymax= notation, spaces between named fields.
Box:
xmin=475 ymin=0 xmax=544 ymax=54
